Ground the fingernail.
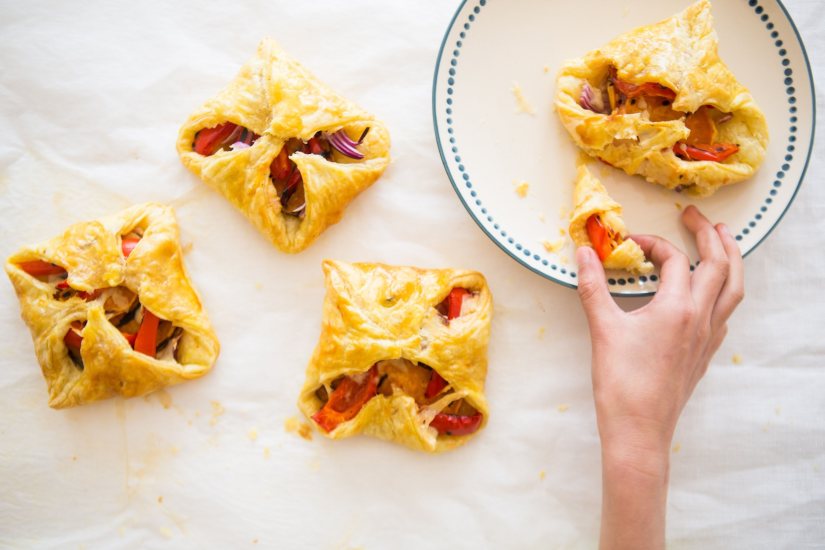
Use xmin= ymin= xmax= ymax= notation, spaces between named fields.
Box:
xmin=719 ymin=223 xmax=731 ymax=237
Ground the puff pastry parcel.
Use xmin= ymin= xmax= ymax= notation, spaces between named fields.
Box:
xmin=177 ymin=38 xmax=391 ymax=253
xmin=555 ymin=0 xmax=768 ymax=197
xmin=5 ymin=203 xmax=219 ymax=409
xmin=569 ymin=163 xmax=653 ymax=275
xmin=298 ymin=261 xmax=492 ymax=453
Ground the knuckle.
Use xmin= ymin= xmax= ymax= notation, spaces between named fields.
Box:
xmin=705 ymin=257 xmax=730 ymax=279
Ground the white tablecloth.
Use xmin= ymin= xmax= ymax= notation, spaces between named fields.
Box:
xmin=0 ymin=1 xmax=822 ymax=548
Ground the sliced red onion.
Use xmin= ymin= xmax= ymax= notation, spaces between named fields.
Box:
xmin=230 ymin=141 xmax=251 ymax=151
xmin=327 ymin=129 xmax=365 ymax=160
xmin=717 ymin=113 xmax=734 ymax=124
xmin=579 ymin=82 xmax=606 ymax=114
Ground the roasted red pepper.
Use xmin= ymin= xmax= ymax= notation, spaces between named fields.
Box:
xmin=586 ymin=215 xmax=620 ymax=262
xmin=121 ymin=237 xmax=141 ymax=258
xmin=64 ymin=324 xmax=84 ymax=351
xmin=447 ymin=288 xmax=469 ymax=320
xmin=425 ymin=371 xmax=448 ymax=399
xmin=193 ymin=123 xmax=238 ymax=156
xmin=134 ymin=309 xmax=160 ymax=358
xmin=55 ymin=281 xmax=100 ymax=301
xmin=430 ymin=412 xmax=483 ymax=436
xmin=270 ymin=148 xmax=291 ymax=181
xmin=19 ymin=261 xmax=67 ymax=277
xmin=312 ymin=365 xmax=380 ymax=433
xmin=673 ymin=142 xmax=739 ymax=162
xmin=613 ymin=78 xmax=676 ymax=101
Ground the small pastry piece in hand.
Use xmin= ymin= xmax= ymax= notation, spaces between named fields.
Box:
xmin=569 ymin=164 xmax=653 ymax=275
xmin=5 ymin=203 xmax=219 ymax=409
xmin=555 ymin=0 xmax=768 ymax=197
xmin=177 ymin=38 xmax=391 ymax=253
xmin=298 ymin=261 xmax=492 ymax=453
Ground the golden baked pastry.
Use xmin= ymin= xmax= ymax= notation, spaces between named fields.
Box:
xmin=177 ymin=38 xmax=391 ymax=253
xmin=555 ymin=0 xmax=768 ymax=197
xmin=298 ymin=260 xmax=492 ymax=453
xmin=569 ymin=163 xmax=653 ymax=275
xmin=5 ymin=203 xmax=219 ymax=409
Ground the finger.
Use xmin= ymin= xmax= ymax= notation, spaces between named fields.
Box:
xmin=682 ymin=206 xmax=730 ymax=313
xmin=575 ymin=246 xmax=620 ymax=334
xmin=710 ymin=223 xmax=745 ymax=330
xmin=629 ymin=234 xmax=691 ymax=299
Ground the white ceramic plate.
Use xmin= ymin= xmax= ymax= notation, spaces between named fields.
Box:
xmin=433 ymin=0 xmax=815 ymax=296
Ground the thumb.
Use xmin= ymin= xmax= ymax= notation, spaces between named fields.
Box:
xmin=575 ymin=246 xmax=616 ymax=328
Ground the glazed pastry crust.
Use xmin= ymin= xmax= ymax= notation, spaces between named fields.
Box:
xmin=555 ymin=0 xmax=768 ymax=197
xmin=569 ymin=164 xmax=653 ymax=274
xmin=5 ymin=203 xmax=219 ymax=408
xmin=298 ymin=261 xmax=492 ymax=453
xmin=177 ymin=38 xmax=391 ymax=253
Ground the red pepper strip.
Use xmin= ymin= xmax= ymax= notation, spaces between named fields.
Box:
xmin=613 ymin=78 xmax=676 ymax=101
xmin=270 ymin=148 xmax=291 ymax=181
xmin=64 ymin=325 xmax=83 ymax=351
xmin=122 ymin=237 xmax=140 ymax=258
xmin=312 ymin=365 xmax=379 ymax=433
xmin=284 ymin=166 xmax=303 ymax=193
xmin=306 ymin=136 xmax=325 ymax=155
xmin=673 ymin=142 xmax=739 ymax=162
xmin=585 ymin=215 xmax=618 ymax=262
xmin=134 ymin=309 xmax=160 ymax=358
xmin=19 ymin=261 xmax=67 ymax=277
xmin=193 ymin=123 xmax=239 ymax=156
xmin=430 ymin=412 xmax=483 ymax=436
xmin=425 ymin=371 xmax=448 ymax=399
xmin=447 ymin=288 xmax=470 ymax=320
xmin=122 ymin=332 xmax=137 ymax=346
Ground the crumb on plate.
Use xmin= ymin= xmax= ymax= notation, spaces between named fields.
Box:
xmin=513 ymin=180 xmax=530 ymax=198
xmin=510 ymin=82 xmax=536 ymax=115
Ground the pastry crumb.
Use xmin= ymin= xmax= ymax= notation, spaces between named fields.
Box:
xmin=155 ymin=389 xmax=173 ymax=410
xmin=209 ymin=401 xmax=225 ymax=426
xmin=181 ymin=241 xmax=194 ymax=254
xmin=672 ymin=442 xmax=681 ymax=453
xmin=539 ymin=470 xmax=547 ymax=480
xmin=248 ymin=428 xmax=258 ymax=442
xmin=513 ymin=180 xmax=530 ymax=198
xmin=252 ymin=539 xmax=259 ymax=545
xmin=556 ymin=404 xmax=569 ymax=413
xmin=263 ymin=447 xmax=271 ymax=459
xmin=159 ymin=527 xmax=173 ymax=539
xmin=543 ymin=238 xmax=565 ymax=254
xmin=254 ymin=281 xmax=264 ymax=291
xmin=510 ymin=82 xmax=536 ymax=115
xmin=732 ymin=353 xmax=743 ymax=365
xmin=537 ymin=326 xmax=546 ymax=340
xmin=158 ymin=496 xmax=164 ymax=505
xmin=559 ymin=228 xmax=567 ymax=237
xmin=284 ymin=416 xmax=313 ymax=441
xmin=559 ymin=255 xmax=570 ymax=266
xmin=543 ymin=65 xmax=550 ymax=74
xmin=72 ymin=455 xmax=78 ymax=462
xmin=675 ymin=202 xmax=683 ymax=211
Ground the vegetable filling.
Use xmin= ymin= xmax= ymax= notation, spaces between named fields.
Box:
xmin=312 ymin=288 xmax=482 ymax=436
xmin=192 ymin=123 xmax=370 ymax=219
xmin=579 ymin=66 xmax=740 ymax=163
xmin=585 ymin=214 xmax=623 ymax=262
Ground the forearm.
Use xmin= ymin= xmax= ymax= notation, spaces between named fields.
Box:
xmin=599 ymin=441 xmax=670 ymax=550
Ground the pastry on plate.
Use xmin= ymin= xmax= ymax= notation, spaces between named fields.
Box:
xmin=298 ymin=260 xmax=492 ymax=453
xmin=5 ymin=203 xmax=219 ymax=409
xmin=569 ymin=163 xmax=653 ymax=275
xmin=555 ymin=0 xmax=768 ymax=197
xmin=177 ymin=38 xmax=391 ymax=253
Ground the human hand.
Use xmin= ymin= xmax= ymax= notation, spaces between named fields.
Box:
xmin=576 ymin=206 xmax=744 ymax=549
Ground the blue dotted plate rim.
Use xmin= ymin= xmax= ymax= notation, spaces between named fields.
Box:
xmin=432 ymin=0 xmax=816 ymax=297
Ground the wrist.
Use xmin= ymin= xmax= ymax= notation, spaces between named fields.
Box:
xmin=598 ymin=415 xmax=673 ymax=481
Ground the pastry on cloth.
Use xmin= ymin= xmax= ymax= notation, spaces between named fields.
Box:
xmin=555 ymin=0 xmax=768 ymax=197
xmin=177 ymin=38 xmax=391 ymax=253
xmin=298 ymin=260 xmax=492 ymax=453
xmin=569 ymin=163 xmax=653 ymax=275
xmin=5 ymin=203 xmax=219 ymax=409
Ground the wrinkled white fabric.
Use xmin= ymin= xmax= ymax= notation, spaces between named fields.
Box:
xmin=0 ymin=1 xmax=822 ymax=548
